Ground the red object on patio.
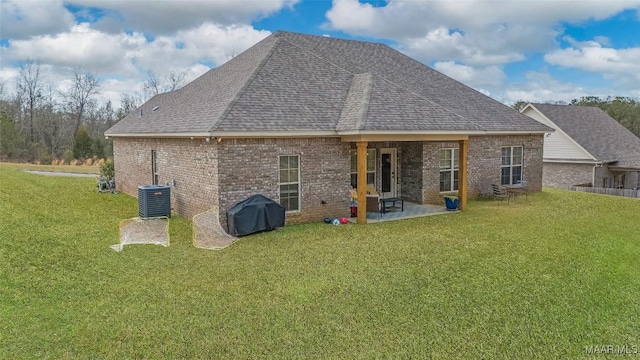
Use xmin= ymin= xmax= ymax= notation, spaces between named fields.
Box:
xmin=350 ymin=205 xmax=357 ymax=217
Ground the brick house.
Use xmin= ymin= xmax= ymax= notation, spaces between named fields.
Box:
xmin=105 ymin=31 xmax=552 ymax=225
xmin=522 ymin=103 xmax=640 ymax=189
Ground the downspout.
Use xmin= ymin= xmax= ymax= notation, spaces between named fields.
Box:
xmin=593 ymin=162 xmax=603 ymax=187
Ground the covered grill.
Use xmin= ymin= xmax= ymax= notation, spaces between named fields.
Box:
xmin=226 ymin=194 xmax=285 ymax=237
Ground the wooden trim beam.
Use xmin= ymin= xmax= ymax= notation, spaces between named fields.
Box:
xmin=341 ymin=134 xmax=468 ymax=142
xmin=356 ymin=141 xmax=368 ymax=224
xmin=458 ymin=139 xmax=468 ymax=211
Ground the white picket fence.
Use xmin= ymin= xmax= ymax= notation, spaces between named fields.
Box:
xmin=571 ymin=186 xmax=640 ymax=198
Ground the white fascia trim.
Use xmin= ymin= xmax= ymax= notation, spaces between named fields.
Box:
xmin=105 ymin=129 xmax=550 ymax=138
xmin=337 ymin=130 xmax=550 ymax=136
xmin=106 ymin=131 xmax=340 ymax=138
xmin=543 ymin=159 xmax=601 ymax=164
xmin=105 ymin=132 xmax=210 ymax=138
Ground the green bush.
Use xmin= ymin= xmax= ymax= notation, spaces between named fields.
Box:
xmin=63 ymin=149 xmax=74 ymax=164
xmin=38 ymin=152 xmax=52 ymax=165
xmin=73 ymin=127 xmax=93 ymax=160
xmin=92 ymin=138 xmax=105 ymax=159
xmin=99 ymin=159 xmax=114 ymax=180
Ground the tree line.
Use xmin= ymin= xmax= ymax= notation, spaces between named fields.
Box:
xmin=0 ymin=59 xmax=184 ymax=164
xmin=512 ymin=97 xmax=640 ymax=138
xmin=2 ymin=61 xmax=638 ymax=164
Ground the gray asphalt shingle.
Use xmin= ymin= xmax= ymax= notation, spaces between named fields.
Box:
xmin=106 ymin=31 xmax=552 ymax=136
xmin=531 ymin=103 xmax=640 ymax=168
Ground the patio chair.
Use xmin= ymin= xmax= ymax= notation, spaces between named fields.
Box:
xmin=491 ymin=184 xmax=509 ymax=204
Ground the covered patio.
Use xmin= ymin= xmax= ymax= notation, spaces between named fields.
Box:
xmin=348 ymin=201 xmax=455 ymax=224
xmin=344 ymin=134 xmax=469 ymax=225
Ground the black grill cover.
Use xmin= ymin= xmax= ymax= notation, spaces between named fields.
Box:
xmin=226 ymin=194 xmax=285 ymax=237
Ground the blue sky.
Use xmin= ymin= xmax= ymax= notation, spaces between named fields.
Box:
xmin=1 ymin=0 xmax=639 ymax=107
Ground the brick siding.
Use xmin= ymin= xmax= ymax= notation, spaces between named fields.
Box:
xmin=399 ymin=142 xmax=423 ymax=203
xmin=217 ymin=138 xmax=351 ymax=228
xmin=113 ymin=138 xmax=219 ymax=219
xmin=113 ymin=134 xmax=545 ymax=226
xmin=543 ymin=162 xmax=593 ymax=188
xmin=114 ymin=137 xmax=351 ymax=228
xmin=420 ymin=135 xmax=544 ymax=204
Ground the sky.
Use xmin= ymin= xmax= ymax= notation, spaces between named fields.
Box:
xmin=1 ymin=0 xmax=640 ymax=109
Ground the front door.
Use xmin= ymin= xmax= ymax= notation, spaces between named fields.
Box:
xmin=381 ymin=148 xmax=397 ymax=198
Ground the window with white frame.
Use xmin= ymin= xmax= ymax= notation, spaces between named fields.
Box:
xmin=350 ymin=149 xmax=376 ymax=188
xmin=439 ymin=148 xmax=459 ymax=192
xmin=501 ymin=146 xmax=523 ymax=185
xmin=279 ymin=155 xmax=300 ymax=212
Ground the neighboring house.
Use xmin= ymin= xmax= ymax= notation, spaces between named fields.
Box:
xmin=522 ymin=103 xmax=640 ymax=189
xmin=105 ymin=31 xmax=552 ymax=226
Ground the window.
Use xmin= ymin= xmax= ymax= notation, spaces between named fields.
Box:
xmin=350 ymin=149 xmax=376 ymax=188
xmin=439 ymin=148 xmax=459 ymax=192
xmin=279 ymin=155 xmax=300 ymax=212
xmin=501 ymin=146 xmax=523 ymax=185
xmin=151 ymin=150 xmax=159 ymax=185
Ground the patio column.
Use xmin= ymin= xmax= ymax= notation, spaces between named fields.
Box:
xmin=458 ymin=139 xmax=468 ymax=211
xmin=356 ymin=141 xmax=368 ymax=224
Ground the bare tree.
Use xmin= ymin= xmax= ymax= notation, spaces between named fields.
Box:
xmin=166 ymin=70 xmax=185 ymax=92
xmin=36 ymin=83 xmax=73 ymax=157
xmin=62 ymin=68 xmax=101 ymax=139
xmin=143 ymin=70 xmax=161 ymax=99
xmin=18 ymin=59 xmax=42 ymax=143
xmin=0 ymin=81 xmax=6 ymax=101
xmin=116 ymin=93 xmax=142 ymax=120
xmin=143 ymin=69 xmax=186 ymax=99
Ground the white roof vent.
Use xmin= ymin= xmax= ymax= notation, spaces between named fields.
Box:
xmin=152 ymin=106 xmax=160 ymax=111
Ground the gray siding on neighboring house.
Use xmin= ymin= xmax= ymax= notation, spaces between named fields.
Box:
xmin=625 ymin=171 xmax=640 ymax=189
xmin=593 ymin=166 xmax=639 ymax=189
xmin=542 ymin=162 xmax=593 ymax=188
xmin=542 ymin=162 xmax=639 ymax=189
xmin=593 ymin=165 xmax=613 ymax=188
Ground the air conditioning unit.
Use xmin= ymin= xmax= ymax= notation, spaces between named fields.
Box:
xmin=138 ymin=185 xmax=171 ymax=218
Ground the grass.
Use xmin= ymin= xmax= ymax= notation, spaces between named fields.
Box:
xmin=1 ymin=164 xmax=639 ymax=359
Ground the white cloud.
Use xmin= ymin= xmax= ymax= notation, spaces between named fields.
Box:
xmin=98 ymin=78 xmax=145 ymax=108
xmin=0 ymin=67 xmax=20 ymax=85
xmin=176 ymin=24 xmax=271 ymax=66
xmin=128 ymin=24 xmax=270 ymax=74
xmin=544 ymin=40 xmax=640 ymax=88
xmin=5 ymin=23 xmax=140 ymax=75
xmin=502 ymin=71 xmax=593 ymax=104
xmin=68 ymin=0 xmax=298 ymax=34
xmin=400 ymin=27 xmax=528 ymax=65
xmin=1 ymin=20 xmax=269 ymax=106
xmin=325 ymin=0 xmax=640 ymax=65
xmin=433 ymin=61 xmax=506 ymax=88
xmin=0 ymin=0 xmax=75 ymax=39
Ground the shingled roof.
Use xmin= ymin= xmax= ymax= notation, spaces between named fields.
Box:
xmin=529 ymin=103 xmax=640 ymax=169
xmin=106 ymin=31 xmax=552 ymax=137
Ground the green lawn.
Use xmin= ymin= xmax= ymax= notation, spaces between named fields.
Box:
xmin=1 ymin=164 xmax=639 ymax=359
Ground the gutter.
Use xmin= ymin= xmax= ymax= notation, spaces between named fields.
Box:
xmin=105 ymin=129 xmax=551 ymax=139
